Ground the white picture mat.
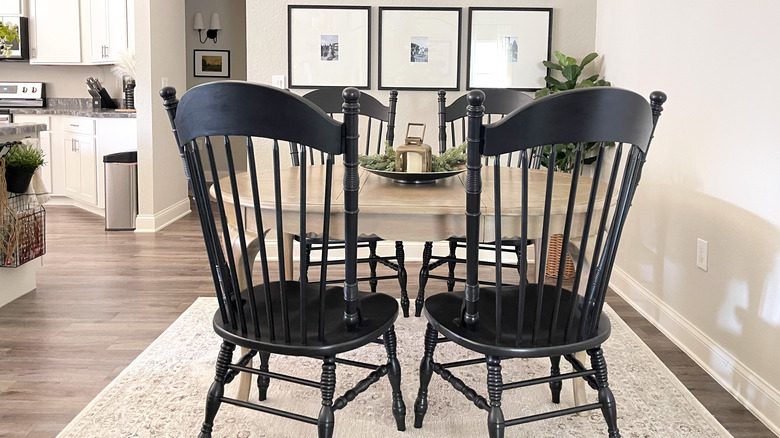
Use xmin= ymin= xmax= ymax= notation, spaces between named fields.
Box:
xmin=289 ymin=8 xmax=369 ymax=88
xmin=380 ymin=9 xmax=460 ymax=89
xmin=194 ymin=50 xmax=230 ymax=77
xmin=469 ymin=10 xmax=550 ymax=89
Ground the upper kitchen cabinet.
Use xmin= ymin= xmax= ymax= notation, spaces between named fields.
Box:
xmin=29 ymin=0 xmax=131 ymax=65
xmin=89 ymin=0 xmax=127 ymax=63
xmin=29 ymin=0 xmax=82 ymax=63
xmin=0 ymin=0 xmax=22 ymax=14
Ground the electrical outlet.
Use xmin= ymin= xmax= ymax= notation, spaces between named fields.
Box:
xmin=272 ymin=75 xmax=286 ymax=89
xmin=696 ymin=238 xmax=708 ymax=271
xmin=161 ymin=77 xmax=169 ymax=88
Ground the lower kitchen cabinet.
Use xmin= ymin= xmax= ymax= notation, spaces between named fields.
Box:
xmin=10 ymin=114 xmax=136 ymax=213
xmin=63 ymin=131 xmax=98 ymax=205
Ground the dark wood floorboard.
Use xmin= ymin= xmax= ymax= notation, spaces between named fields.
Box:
xmin=0 ymin=205 xmax=774 ymax=437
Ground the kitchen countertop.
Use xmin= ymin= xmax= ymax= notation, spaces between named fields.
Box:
xmin=7 ymin=98 xmax=136 ymax=119
xmin=11 ymin=108 xmax=137 ymax=118
xmin=0 ymin=122 xmax=48 ymax=137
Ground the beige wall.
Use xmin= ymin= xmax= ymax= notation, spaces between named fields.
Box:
xmin=185 ymin=0 xmax=246 ymax=89
xmin=246 ymin=0 xmax=598 ymax=140
xmin=596 ymin=0 xmax=780 ymax=432
xmin=0 ymin=63 xmax=123 ymax=97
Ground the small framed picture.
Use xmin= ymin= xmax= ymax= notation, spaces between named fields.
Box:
xmin=288 ymin=5 xmax=371 ymax=89
xmin=194 ymin=50 xmax=230 ymax=78
xmin=379 ymin=7 xmax=461 ymax=91
xmin=467 ymin=8 xmax=552 ymax=90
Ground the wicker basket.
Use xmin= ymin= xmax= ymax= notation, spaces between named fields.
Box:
xmin=545 ymin=234 xmax=576 ymax=279
xmin=1 ymin=194 xmax=46 ymax=268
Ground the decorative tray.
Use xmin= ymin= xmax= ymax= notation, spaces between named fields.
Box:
xmin=361 ymin=167 xmax=465 ymax=184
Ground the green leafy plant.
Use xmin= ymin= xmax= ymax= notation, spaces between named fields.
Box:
xmin=0 ymin=21 xmax=19 ymax=58
xmin=534 ymin=51 xmax=612 ymax=172
xmin=4 ymin=142 xmax=45 ymax=173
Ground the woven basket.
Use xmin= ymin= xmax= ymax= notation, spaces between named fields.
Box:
xmin=545 ymin=234 xmax=576 ymax=279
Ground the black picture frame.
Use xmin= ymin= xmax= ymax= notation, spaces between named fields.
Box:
xmin=194 ymin=50 xmax=230 ymax=78
xmin=466 ymin=7 xmax=553 ymax=90
xmin=378 ymin=7 xmax=462 ymax=91
xmin=287 ymin=5 xmax=371 ymax=89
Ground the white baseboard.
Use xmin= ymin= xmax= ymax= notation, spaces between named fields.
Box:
xmin=135 ymin=198 xmax=191 ymax=232
xmin=46 ymin=195 xmax=105 ymax=217
xmin=609 ymin=266 xmax=780 ymax=435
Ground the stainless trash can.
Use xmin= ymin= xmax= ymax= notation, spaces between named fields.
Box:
xmin=104 ymin=151 xmax=138 ymax=231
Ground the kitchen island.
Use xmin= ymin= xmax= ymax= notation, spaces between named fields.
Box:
xmin=1 ymin=122 xmax=47 ymax=308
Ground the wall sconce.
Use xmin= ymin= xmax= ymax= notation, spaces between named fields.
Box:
xmin=194 ymin=12 xmax=221 ymax=43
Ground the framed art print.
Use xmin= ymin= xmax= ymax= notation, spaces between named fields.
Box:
xmin=194 ymin=50 xmax=230 ymax=78
xmin=378 ymin=7 xmax=461 ymax=90
xmin=467 ymin=8 xmax=552 ymax=90
xmin=288 ymin=5 xmax=370 ymax=89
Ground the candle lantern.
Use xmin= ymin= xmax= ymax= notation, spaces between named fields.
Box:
xmin=395 ymin=123 xmax=432 ymax=173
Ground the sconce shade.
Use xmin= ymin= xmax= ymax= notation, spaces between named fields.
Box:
xmin=210 ymin=12 xmax=221 ymax=30
xmin=193 ymin=12 xmax=205 ymax=30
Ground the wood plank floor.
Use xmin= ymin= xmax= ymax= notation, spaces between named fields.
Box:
xmin=0 ymin=205 xmax=775 ymax=437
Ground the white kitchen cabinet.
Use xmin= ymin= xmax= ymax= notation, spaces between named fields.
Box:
xmin=29 ymin=0 xmax=82 ymax=64
xmin=0 ymin=0 xmax=21 ymax=15
xmin=30 ymin=0 xmax=129 ymax=65
xmin=89 ymin=0 xmax=127 ymax=63
xmin=63 ymin=118 xmax=98 ymax=205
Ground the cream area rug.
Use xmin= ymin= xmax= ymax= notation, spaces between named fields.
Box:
xmin=57 ymin=298 xmax=732 ymax=438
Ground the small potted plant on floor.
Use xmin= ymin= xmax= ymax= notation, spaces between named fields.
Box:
xmin=2 ymin=141 xmax=45 ymax=193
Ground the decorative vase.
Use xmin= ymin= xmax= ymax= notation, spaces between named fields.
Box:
xmin=4 ymin=167 xmax=34 ymax=193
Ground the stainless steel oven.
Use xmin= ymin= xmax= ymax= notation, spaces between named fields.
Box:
xmin=0 ymin=82 xmax=45 ymax=112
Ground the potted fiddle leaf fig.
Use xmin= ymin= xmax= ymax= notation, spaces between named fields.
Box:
xmin=0 ymin=21 xmax=19 ymax=58
xmin=535 ymin=51 xmax=612 ymax=172
xmin=2 ymin=141 xmax=45 ymax=193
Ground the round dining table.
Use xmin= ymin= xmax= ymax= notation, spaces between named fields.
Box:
xmin=217 ymin=164 xmax=607 ymax=408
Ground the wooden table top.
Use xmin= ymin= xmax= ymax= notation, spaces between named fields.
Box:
xmin=219 ymin=165 xmax=607 ymax=242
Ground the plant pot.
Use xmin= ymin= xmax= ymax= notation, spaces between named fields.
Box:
xmin=4 ymin=167 xmax=34 ymax=193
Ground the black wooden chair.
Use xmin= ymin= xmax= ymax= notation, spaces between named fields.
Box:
xmin=295 ymin=88 xmax=412 ymax=316
xmin=413 ymin=87 xmax=666 ymax=437
xmin=415 ymin=89 xmax=534 ymax=317
xmin=161 ymin=83 xmax=405 ymax=438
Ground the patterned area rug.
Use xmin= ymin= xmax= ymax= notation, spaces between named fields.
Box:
xmin=57 ymin=298 xmax=732 ymax=437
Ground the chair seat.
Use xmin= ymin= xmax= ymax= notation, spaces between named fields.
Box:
xmin=423 ymin=285 xmax=611 ymax=358
xmin=214 ymin=281 xmax=398 ymax=357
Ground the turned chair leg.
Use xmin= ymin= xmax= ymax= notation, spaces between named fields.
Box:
xmin=486 ymin=356 xmax=505 ymax=438
xmin=368 ymin=240 xmax=379 ymax=293
xmin=416 ymin=242 xmax=434 ymax=317
xmin=549 ymin=355 xmax=562 ymax=404
xmin=447 ymin=240 xmax=457 ymax=292
xmin=396 ymin=241 xmax=410 ymax=317
xmin=199 ymin=341 xmax=235 ymax=438
xmin=383 ymin=325 xmax=407 ymax=431
xmin=414 ymin=323 xmax=438 ymax=428
xmin=318 ymin=357 xmax=336 ymax=438
xmin=256 ymin=351 xmax=271 ymax=401
xmin=589 ymin=347 xmax=620 ymax=438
